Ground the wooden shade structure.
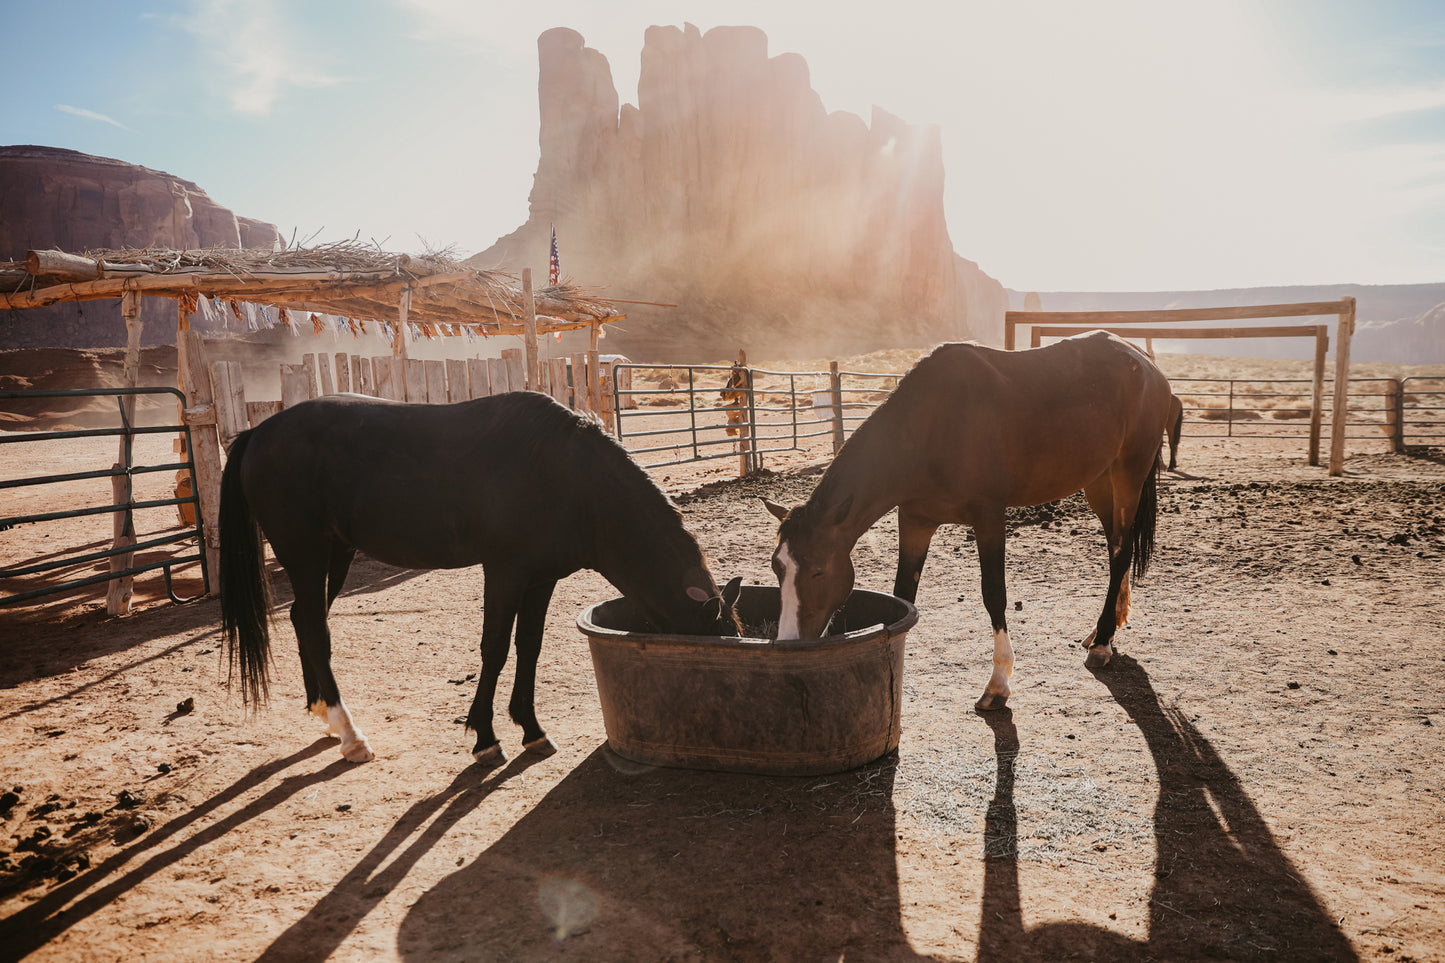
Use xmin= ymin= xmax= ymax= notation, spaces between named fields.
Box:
xmin=2 ymin=243 xmax=624 ymax=343
xmin=1 ymin=243 xmax=626 ymax=613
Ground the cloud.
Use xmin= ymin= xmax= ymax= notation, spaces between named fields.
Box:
xmin=174 ymin=0 xmax=347 ymax=116
xmin=55 ymin=104 xmax=129 ymax=129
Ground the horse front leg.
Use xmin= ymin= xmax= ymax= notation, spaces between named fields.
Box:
xmin=468 ymin=576 xmax=521 ymax=766
xmin=290 ymin=570 xmax=373 ymax=763
xmin=508 ymin=579 xmax=559 ymax=757
xmin=973 ymin=514 xmax=1013 ymax=711
xmin=892 ymin=510 xmax=938 ymax=603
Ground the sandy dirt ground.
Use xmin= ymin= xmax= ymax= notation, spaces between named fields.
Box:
xmin=2 ymin=356 xmax=1445 ymax=961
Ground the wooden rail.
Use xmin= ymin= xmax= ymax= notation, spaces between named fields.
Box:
xmin=1006 ymin=298 xmax=1355 ymax=475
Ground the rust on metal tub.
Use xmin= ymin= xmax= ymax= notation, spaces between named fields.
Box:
xmin=577 ymin=584 xmax=918 ymax=776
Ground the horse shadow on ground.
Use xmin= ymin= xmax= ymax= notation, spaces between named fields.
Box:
xmin=977 ymin=653 xmax=1359 ymax=962
xmin=387 ymin=749 xmax=934 ymax=962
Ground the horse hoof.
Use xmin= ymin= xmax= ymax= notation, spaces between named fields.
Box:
xmin=473 ymin=743 xmax=507 ymax=767
xmin=341 ymin=739 xmax=375 ymax=764
xmin=975 ymin=691 xmax=1009 ymax=711
xmin=523 ymin=735 xmax=558 ymax=757
xmin=1085 ymin=645 xmax=1113 ymax=669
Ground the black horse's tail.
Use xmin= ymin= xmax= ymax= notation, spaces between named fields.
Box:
xmin=1131 ymin=452 xmax=1161 ymax=581
xmin=219 ymin=429 xmax=272 ymax=707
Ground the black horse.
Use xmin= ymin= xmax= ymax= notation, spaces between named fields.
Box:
xmin=220 ymin=391 xmax=740 ymax=765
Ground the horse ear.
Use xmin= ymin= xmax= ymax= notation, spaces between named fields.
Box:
xmin=830 ymin=494 xmax=854 ymax=526
xmin=721 ymin=576 xmax=743 ymax=608
xmin=685 ymin=586 xmax=710 ymax=603
xmin=761 ymin=497 xmax=791 ymax=521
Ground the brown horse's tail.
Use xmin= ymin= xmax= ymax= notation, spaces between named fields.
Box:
xmin=219 ymin=429 xmax=273 ymax=707
xmin=1131 ymin=452 xmax=1161 ymax=580
xmin=1167 ymin=396 xmax=1183 ymax=471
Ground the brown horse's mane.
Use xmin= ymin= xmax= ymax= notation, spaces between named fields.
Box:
xmin=791 ymin=346 xmax=953 ymax=529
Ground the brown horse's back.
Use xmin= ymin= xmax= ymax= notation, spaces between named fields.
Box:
xmin=884 ymin=332 xmax=1172 ymax=510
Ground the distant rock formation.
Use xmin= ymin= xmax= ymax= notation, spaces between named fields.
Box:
xmin=0 ymin=145 xmax=282 ymax=349
xmin=472 ymin=25 xmax=1006 ymax=360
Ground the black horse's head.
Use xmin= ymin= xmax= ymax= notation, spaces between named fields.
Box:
xmin=680 ymin=574 xmax=744 ymax=636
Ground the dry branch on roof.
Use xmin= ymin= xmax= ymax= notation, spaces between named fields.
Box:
xmin=0 ymin=243 xmax=624 ymax=330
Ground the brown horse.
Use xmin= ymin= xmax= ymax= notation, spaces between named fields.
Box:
xmin=221 ymin=391 xmax=740 ymax=765
xmin=763 ymin=331 xmax=1174 ymax=710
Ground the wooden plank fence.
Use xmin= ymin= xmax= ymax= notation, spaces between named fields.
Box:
xmin=208 ymin=345 xmax=621 ymax=443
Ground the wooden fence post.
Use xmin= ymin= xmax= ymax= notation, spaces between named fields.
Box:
xmin=502 ymin=348 xmax=525 ymax=393
xmin=335 ymin=352 xmax=351 ymax=393
xmin=569 ymin=353 xmax=588 ymax=411
xmin=353 ymin=354 xmax=371 ymax=395
xmin=280 ymin=362 xmax=314 ymax=408
xmin=446 ymin=359 xmax=468 ymax=403
xmin=209 ymin=360 xmax=248 ymax=449
xmin=468 ymin=358 xmax=490 ymax=399
xmin=423 ymin=359 xmax=446 ymax=402
xmin=180 ymin=329 xmax=223 ymax=597
xmin=1388 ymin=379 xmax=1405 ymax=453
xmin=404 ymin=358 xmax=426 ymax=402
xmin=106 ymin=288 xmax=143 ymax=615
xmin=245 ymin=400 xmax=281 ymax=427
xmin=830 ymin=361 xmax=846 ymax=454
xmin=316 ymin=352 xmax=334 ymax=395
xmin=1308 ymin=327 xmax=1329 ymax=466
xmin=487 ymin=357 xmax=510 ymax=394
xmin=588 ymin=348 xmax=602 ymax=416
xmin=548 ymin=358 xmax=569 ymax=406
xmin=1329 ymin=297 xmax=1355 ymax=475
xmin=523 ymin=268 xmax=539 ymax=390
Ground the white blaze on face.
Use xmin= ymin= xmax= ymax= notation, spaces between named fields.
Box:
xmin=775 ymin=542 xmax=802 ymax=640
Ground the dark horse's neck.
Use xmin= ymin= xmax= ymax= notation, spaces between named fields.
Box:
xmin=586 ymin=435 xmax=720 ymax=632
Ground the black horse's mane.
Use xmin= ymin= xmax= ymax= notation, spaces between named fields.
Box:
xmin=495 ymin=391 xmax=687 ymax=523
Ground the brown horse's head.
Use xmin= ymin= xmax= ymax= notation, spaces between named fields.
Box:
xmin=763 ymin=497 xmax=855 ymax=640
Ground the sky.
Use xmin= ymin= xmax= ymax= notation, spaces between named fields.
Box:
xmin=2 ymin=0 xmax=1443 ymax=293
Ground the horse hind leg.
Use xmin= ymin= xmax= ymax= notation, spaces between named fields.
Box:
xmin=1081 ymin=477 xmax=1128 ymax=669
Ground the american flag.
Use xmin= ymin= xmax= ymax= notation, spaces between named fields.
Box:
xmin=548 ymin=224 xmax=560 ymax=286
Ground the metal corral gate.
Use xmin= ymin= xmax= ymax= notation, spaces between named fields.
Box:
xmin=0 ymin=387 xmax=206 ymax=607
xmin=1171 ymin=376 xmax=1445 ymax=450
xmin=610 ymin=363 xmax=898 ymax=471
xmin=1400 ymin=377 xmax=1445 ymax=447
xmin=612 ymin=365 xmax=1445 ymax=474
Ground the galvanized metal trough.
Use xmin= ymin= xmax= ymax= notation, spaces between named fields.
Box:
xmin=577 ymin=584 xmax=918 ymax=776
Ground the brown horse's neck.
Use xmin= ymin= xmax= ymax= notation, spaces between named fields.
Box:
xmin=806 ymin=412 xmax=912 ymax=547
